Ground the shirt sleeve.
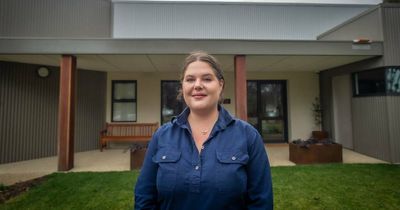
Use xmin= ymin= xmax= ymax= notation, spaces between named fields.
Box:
xmin=245 ymin=129 xmax=274 ymax=210
xmin=134 ymin=131 xmax=159 ymax=210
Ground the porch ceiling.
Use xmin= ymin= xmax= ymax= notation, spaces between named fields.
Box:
xmin=0 ymin=54 xmax=375 ymax=72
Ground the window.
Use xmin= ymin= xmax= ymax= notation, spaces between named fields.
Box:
xmin=387 ymin=67 xmax=400 ymax=94
xmin=161 ymin=81 xmax=186 ymax=124
xmin=353 ymin=67 xmax=400 ymax=97
xmin=353 ymin=68 xmax=386 ymax=96
xmin=112 ymin=80 xmax=137 ymax=122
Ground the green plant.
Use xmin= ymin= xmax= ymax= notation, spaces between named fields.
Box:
xmin=312 ymin=97 xmax=322 ymax=130
xmin=0 ymin=183 xmax=8 ymax=191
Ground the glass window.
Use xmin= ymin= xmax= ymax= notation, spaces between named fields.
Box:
xmin=353 ymin=67 xmax=400 ymax=97
xmin=161 ymin=81 xmax=186 ymax=124
xmin=247 ymin=80 xmax=288 ymax=143
xmin=353 ymin=68 xmax=386 ymax=96
xmin=112 ymin=80 xmax=137 ymax=122
xmin=387 ymin=67 xmax=400 ymax=94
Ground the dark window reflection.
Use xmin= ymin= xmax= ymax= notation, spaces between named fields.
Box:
xmin=161 ymin=81 xmax=186 ymax=124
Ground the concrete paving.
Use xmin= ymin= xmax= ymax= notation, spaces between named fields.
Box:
xmin=0 ymin=145 xmax=387 ymax=185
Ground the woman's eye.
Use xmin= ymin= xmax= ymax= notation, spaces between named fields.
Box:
xmin=203 ymin=77 xmax=212 ymax=82
xmin=185 ymin=78 xmax=195 ymax=82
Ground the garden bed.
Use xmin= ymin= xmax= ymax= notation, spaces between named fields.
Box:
xmin=289 ymin=141 xmax=342 ymax=164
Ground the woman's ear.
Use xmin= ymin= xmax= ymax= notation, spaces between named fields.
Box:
xmin=219 ymin=79 xmax=225 ymax=89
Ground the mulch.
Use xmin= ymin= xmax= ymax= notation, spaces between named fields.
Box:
xmin=0 ymin=176 xmax=48 ymax=204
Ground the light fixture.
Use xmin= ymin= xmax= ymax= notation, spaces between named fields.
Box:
xmin=37 ymin=66 xmax=50 ymax=78
xmin=352 ymin=38 xmax=372 ymax=44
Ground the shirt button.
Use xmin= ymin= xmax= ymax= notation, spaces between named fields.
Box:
xmin=162 ymin=155 xmax=166 ymax=160
xmin=201 ymin=146 xmax=205 ymax=150
xmin=195 ymin=166 xmax=200 ymax=170
xmin=231 ymin=156 xmax=237 ymax=161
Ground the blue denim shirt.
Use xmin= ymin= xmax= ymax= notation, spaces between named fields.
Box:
xmin=134 ymin=106 xmax=273 ymax=210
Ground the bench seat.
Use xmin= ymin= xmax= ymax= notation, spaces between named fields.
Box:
xmin=100 ymin=122 xmax=159 ymax=151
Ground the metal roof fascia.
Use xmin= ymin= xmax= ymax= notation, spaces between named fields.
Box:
xmin=0 ymin=38 xmax=383 ymax=56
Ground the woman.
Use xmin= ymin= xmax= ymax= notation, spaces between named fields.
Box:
xmin=135 ymin=51 xmax=273 ymax=210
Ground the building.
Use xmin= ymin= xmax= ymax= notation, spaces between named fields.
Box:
xmin=0 ymin=0 xmax=399 ymax=170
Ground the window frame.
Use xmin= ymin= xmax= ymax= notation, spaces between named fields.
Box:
xmin=111 ymin=80 xmax=137 ymax=122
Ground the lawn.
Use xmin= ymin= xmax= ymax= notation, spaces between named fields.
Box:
xmin=1 ymin=164 xmax=399 ymax=210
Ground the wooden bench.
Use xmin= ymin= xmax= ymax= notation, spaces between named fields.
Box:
xmin=99 ymin=122 xmax=159 ymax=151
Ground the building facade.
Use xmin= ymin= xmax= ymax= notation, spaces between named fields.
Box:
xmin=0 ymin=0 xmax=398 ymax=167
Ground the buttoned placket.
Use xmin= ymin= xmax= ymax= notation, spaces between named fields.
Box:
xmin=187 ymin=128 xmax=214 ymax=193
xmin=188 ymin=128 xmax=201 ymax=193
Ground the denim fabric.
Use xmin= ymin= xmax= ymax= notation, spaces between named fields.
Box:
xmin=134 ymin=106 xmax=273 ymax=210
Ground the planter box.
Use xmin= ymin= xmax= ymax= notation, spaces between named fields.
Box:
xmin=289 ymin=142 xmax=342 ymax=164
xmin=130 ymin=147 xmax=147 ymax=170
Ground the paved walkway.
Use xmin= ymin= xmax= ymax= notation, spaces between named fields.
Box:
xmin=0 ymin=145 xmax=387 ymax=185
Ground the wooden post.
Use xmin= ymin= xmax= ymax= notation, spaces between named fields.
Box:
xmin=58 ymin=55 xmax=76 ymax=171
xmin=234 ymin=55 xmax=248 ymax=121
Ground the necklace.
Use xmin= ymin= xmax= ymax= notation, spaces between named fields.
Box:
xmin=200 ymin=129 xmax=208 ymax=135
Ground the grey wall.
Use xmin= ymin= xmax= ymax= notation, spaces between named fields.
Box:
xmin=319 ymin=4 xmax=400 ymax=163
xmin=0 ymin=61 xmax=106 ymax=164
xmin=75 ymin=69 xmax=107 ymax=152
xmin=352 ymin=97 xmax=391 ymax=162
xmin=0 ymin=0 xmax=111 ymax=38
xmin=321 ymin=58 xmax=400 ymax=163
xmin=113 ymin=2 xmax=372 ymax=40
xmin=318 ymin=6 xmax=383 ymax=41
xmin=332 ymin=74 xmax=353 ymax=149
xmin=319 ymin=56 xmax=383 ymax=136
xmin=387 ymin=96 xmax=400 ymax=163
xmin=382 ymin=4 xmax=400 ymax=66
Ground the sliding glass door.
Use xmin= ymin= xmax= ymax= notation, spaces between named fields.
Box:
xmin=247 ymin=80 xmax=288 ymax=143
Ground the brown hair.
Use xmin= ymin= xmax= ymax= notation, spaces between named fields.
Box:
xmin=178 ymin=51 xmax=225 ymax=103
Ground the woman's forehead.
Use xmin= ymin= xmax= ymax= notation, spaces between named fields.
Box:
xmin=184 ymin=61 xmax=216 ymax=76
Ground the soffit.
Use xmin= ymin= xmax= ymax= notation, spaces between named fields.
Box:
xmin=0 ymin=54 xmax=375 ymax=72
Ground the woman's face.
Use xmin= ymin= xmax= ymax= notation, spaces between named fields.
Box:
xmin=182 ymin=61 xmax=223 ymax=113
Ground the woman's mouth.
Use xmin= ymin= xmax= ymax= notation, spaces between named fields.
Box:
xmin=192 ymin=93 xmax=207 ymax=99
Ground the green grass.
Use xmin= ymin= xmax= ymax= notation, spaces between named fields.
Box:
xmin=273 ymin=164 xmax=400 ymax=210
xmin=1 ymin=171 xmax=139 ymax=210
xmin=1 ymin=164 xmax=399 ymax=210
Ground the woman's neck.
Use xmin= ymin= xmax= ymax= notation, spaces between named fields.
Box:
xmin=188 ymin=106 xmax=219 ymax=152
xmin=188 ymin=106 xmax=219 ymax=124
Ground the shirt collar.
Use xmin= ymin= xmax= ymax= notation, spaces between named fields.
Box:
xmin=173 ymin=105 xmax=235 ymax=132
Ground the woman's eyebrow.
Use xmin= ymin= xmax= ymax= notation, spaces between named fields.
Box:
xmin=185 ymin=73 xmax=214 ymax=78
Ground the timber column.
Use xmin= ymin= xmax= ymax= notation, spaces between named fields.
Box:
xmin=234 ymin=55 xmax=247 ymax=121
xmin=58 ymin=55 xmax=76 ymax=171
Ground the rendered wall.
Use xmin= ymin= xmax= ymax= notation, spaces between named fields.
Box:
xmin=106 ymin=71 xmax=318 ymax=141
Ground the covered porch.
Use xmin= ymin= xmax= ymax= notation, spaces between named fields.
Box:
xmin=0 ymin=38 xmax=383 ymax=171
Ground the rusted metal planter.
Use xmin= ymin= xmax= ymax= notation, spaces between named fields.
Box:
xmin=289 ymin=142 xmax=343 ymax=164
xmin=130 ymin=144 xmax=147 ymax=170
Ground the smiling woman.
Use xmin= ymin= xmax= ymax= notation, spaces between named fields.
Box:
xmin=134 ymin=51 xmax=273 ymax=210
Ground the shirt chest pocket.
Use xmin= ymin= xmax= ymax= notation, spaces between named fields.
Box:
xmin=215 ymin=150 xmax=249 ymax=193
xmin=152 ymin=149 xmax=181 ymax=191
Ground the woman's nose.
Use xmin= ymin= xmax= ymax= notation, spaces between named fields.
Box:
xmin=194 ymin=79 xmax=203 ymax=89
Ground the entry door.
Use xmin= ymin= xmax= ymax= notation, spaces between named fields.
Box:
xmin=247 ymin=80 xmax=288 ymax=143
